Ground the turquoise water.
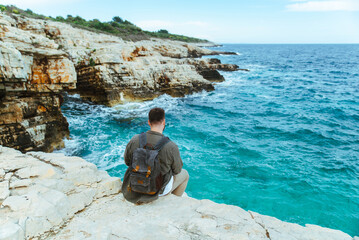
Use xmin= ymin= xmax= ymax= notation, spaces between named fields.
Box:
xmin=59 ymin=44 xmax=359 ymax=236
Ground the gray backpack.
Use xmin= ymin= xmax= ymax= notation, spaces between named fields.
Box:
xmin=128 ymin=132 xmax=170 ymax=195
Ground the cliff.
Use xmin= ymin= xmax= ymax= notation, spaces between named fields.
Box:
xmin=0 ymin=12 xmax=239 ymax=152
xmin=0 ymin=146 xmax=356 ymax=240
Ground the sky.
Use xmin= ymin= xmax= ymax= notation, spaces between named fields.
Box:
xmin=1 ymin=0 xmax=359 ymax=43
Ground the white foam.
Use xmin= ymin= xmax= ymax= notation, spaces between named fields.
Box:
xmin=69 ymin=93 xmax=81 ymax=99
xmin=113 ymin=94 xmax=183 ymax=117
xmin=216 ymin=72 xmax=245 ymax=87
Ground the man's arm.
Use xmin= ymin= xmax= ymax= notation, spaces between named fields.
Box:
xmin=124 ymin=135 xmax=138 ymax=166
xmin=170 ymin=143 xmax=183 ymax=175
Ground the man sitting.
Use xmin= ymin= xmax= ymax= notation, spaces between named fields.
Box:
xmin=122 ymin=107 xmax=189 ymax=204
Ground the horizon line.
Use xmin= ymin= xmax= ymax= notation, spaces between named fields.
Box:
xmin=215 ymin=42 xmax=359 ymax=45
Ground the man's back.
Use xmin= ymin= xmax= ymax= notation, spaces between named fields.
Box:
xmin=122 ymin=130 xmax=183 ymax=203
xmin=125 ymin=130 xmax=183 ymax=177
xmin=122 ymin=107 xmax=189 ymax=204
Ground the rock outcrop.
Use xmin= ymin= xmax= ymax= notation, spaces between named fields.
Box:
xmin=0 ymin=146 xmax=356 ymax=240
xmin=0 ymin=13 xmax=241 ymax=152
xmin=11 ymin=14 xmax=239 ymax=105
xmin=0 ymin=146 xmax=121 ymax=240
xmin=0 ymin=14 xmax=76 ymax=152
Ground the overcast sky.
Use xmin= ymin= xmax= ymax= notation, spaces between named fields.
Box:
xmin=2 ymin=0 xmax=359 ymax=43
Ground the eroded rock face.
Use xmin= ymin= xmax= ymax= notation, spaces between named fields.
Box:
xmin=0 ymin=94 xmax=69 ymax=152
xmin=0 ymin=15 xmax=76 ymax=152
xmin=0 ymin=146 xmax=355 ymax=240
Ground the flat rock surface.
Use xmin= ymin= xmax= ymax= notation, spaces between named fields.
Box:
xmin=0 ymin=146 xmax=355 ymax=240
xmin=0 ymin=146 xmax=121 ymax=240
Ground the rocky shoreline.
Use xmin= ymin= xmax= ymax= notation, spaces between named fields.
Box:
xmin=0 ymin=146 xmax=356 ymax=240
xmin=0 ymin=12 xmax=239 ymax=153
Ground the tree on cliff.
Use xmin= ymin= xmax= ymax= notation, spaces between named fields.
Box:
xmin=113 ymin=16 xmax=123 ymax=23
xmin=158 ymin=29 xmax=169 ymax=34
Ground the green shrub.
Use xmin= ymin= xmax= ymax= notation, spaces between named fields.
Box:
xmin=0 ymin=5 xmax=209 ymax=43
xmin=123 ymin=20 xmax=134 ymax=25
xmin=112 ymin=16 xmax=123 ymax=23
xmin=66 ymin=15 xmax=73 ymax=22
xmin=89 ymin=58 xmax=95 ymax=66
xmin=158 ymin=29 xmax=169 ymax=34
xmin=111 ymin=21 xmax=120 ymax=28
xmin=55 ymin=16 xmax=65 ymax=21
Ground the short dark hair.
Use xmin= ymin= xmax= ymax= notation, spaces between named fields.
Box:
xmin=149 ymin=107 xmax=165 ymax=124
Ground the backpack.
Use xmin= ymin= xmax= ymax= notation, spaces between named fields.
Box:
xmin=127 ymin=132 xmax=170 ymax=195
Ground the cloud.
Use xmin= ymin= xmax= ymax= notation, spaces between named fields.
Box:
xmin=185 ymin=21 xmax=209 ymax=27
xmin=135 ymin=20 xmax=212 ymax=40
xmin=135 ymin=20 xmax=209 ymax=31
xmin=286 ymin=0 xmax=359 ymax=11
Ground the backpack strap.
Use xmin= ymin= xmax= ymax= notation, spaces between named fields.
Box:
xmin=139 ymin=132 xmax=147 ymax=148
xmin=153 ymin=136 xmax=171 ymax=151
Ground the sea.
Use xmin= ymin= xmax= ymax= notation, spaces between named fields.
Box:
xmin=58 ymin=44 xmax=359 ymax=237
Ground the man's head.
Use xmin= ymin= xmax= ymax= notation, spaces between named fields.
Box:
xmin=148 ymin=107 xmax=165 ymax=132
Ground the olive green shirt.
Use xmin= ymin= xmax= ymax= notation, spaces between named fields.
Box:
xmin=124 ymin=130 xmax=183 ymax=192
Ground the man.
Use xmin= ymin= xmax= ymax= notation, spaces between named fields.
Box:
xmin=122 ymin=107 xmax=189 ymax=204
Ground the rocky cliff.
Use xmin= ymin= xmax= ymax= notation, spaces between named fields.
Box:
xmin=0 ymin=14 xmax=76 ymax=152
xmin=0 ymin=146 xmax=356 ymax=240
xmin=0 ymin=13 xmax=239 ymax=152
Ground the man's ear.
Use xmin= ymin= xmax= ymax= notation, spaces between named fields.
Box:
xmin=163 ymin=119 xmax=166 ymax=125
xmin=148 ymin=120 xmax=151 ymax=127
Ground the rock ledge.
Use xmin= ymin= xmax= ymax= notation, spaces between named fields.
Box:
xmin=0 ymin=146 xmax=355 ymax=240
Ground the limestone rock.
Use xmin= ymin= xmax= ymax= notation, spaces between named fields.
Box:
xmin=0 ymin=146 xmax=356 ymax=240
xmin=2 ymin=195 xmax=31 ymax=212
xmin=0 ymin=14 xmax=76 ymax=152
xmin=0 ymin=180 xmax=10 ymax=201
xmin=0 ymin=168 xmax=5 ymax=180
xmin=0 ymin=222 xmax=24 ymax=240
xmin=249 ymin=211 xmax=353 ymax=240
xmin=0 ymin=94 xmax=70 ymax=151
xmin=0 ymin=146 xmax=121 ymax=239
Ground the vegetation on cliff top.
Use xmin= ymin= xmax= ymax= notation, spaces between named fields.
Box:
xmin=0 ymin=5 xmax=209 ymax=43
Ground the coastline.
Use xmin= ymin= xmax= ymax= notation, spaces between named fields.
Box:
xmin=0 ymin=12 xmax=238 ymax=153
xmin=0 ymin=146 xmax=356 ymax=240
